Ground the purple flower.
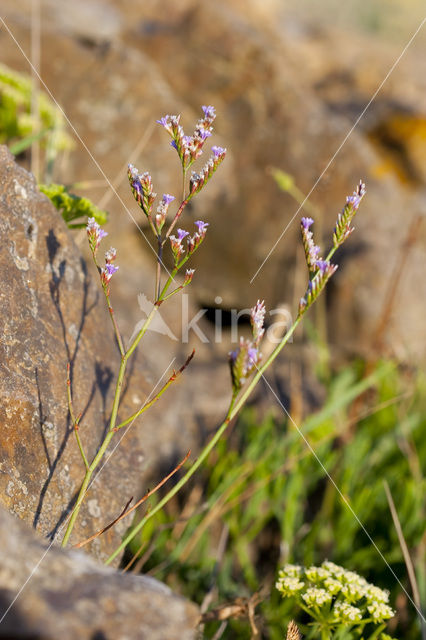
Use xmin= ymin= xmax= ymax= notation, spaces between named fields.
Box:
xmin=251 ymin=300 xmax=266 ymax=344
xmin=101 ymin=262 xmax=119 ymax=286
xmin=87 ymin=217 xmax=108 ymax=254
xmin=194 ymin=220 xmax=209 ymax=234
xmin=315 ymin=260 xmax=329 ymax=273
xmin=300 ymin=218 xmax=322 ymax=272
xmin=177 ymin=228 xmax=189 ymax=241
xmin=156 ymin=116 xmax=169 ymax=127
xmin=199 ymin=129 xmax=212 ymax=141
xmin=247 ymin=347 xmax=259 ymax=366
xmin=202 ymin=105 xmax=216 ymax=120
xmin=301 ymin=217 xmax=314 ymax=229
xmin=162 ymin=194 xmax=175 ymax=205
xmin=212 ymin=146 xmax=226 ymax=157
xmin=105 ymin=263 xmax=119 ymax=276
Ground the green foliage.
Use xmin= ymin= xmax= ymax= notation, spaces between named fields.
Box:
xmin=39 ymin=183 xmax=108 ymax=229
xmin=126 ymin=359 xmax=425 ymax=639
xmin=0 ymin=63 xmax=73 ymax=155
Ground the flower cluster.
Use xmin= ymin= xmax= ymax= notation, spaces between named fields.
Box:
xmin=297 ymin=182 xmax=366 ymax=317
xmin=87 ymin=216 xmax=108 ymax=254
xmin=127 ymin=164 xmax=158 ymax=231
xmin=155 ymin=193 xmax=175 ymax=233
xmin=276 ymin=562 xmax=394 ymax=636
xmin=189 ymin=145 xmax=227 ymax=198
xmin=86 ymin=219 xmax=119 ymax=293
xmin=101 ymin=246 xmax=119 ymax=291
xmin=157 ymin=105 xmax=217 ymax=170
xmin=333 ymin=181 xmax=366 ymax=248
xmin=229 ymin=300 xmax=266 ymax=393
xmin=169 ymin=220 xmax=209 ymax=267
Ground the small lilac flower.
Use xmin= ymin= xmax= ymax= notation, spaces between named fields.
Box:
xmin=247 ymin=347 xmax=259 ymax=366
xmin=315 ymin=260 xmax=329 ymax=273
xmin=87 ymin=217 xmax=108 ymax=254
xmin=194 ymin=220 xmax=209 ymax=234
xmin=202 ymin=105 xmax=216 ymax=120
xmin=156 ymin=116 xmax=169 ymax=128
xmin=162 ymin=194 xmax=175 ymax=206
xmin=301 ymin=217 xmax=314 ymax=229
xmin=170 ymin=230 xmax=188 ymax=264
xmin=199 ymin=129 xmax=212 ymax=141
xmin=300 ymin=217 xmax=322 ymax=273
xmin=101 ymin=262 xmax=119 ymax=287
xmin=177 ymin=228 xmax=189 ymax=241
xmin=212 ymin=146 xmax=226 ymax=157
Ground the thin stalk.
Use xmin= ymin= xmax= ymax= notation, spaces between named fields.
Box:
xmin=155 ymin=234 xmax=163 ymax=301
xmin=165 ymin=197 xmax=189 ymax=240
xmin=103 ymin=290 xmax=125 ymax=357
xmin=67 ymin=363 xmax=89 ymax=470
xmin=105 ymin=391 xmax=239 ymax=565
xmin=61 ymin=429 xmax=115 ymax=547
xmin=105 ymin=315 xmax=301 ymax=563
xmin=115 ymin=351 xmax=194 ymax=430
xmin=61 ymin=354 xmax=128 ymax=546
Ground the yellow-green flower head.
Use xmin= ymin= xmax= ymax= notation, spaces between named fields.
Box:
xmin=333 ymin=601 xmax=363 ymax=623
xmin=302 ymin=587 xmax=333 ymax=607
xmin=367 ymin=601 xmax=395 ymax=622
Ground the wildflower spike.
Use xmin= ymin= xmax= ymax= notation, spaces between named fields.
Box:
xmin=87 ymin=217 xmax=108 ymax=255
xmin=333 ymin=180 xmax=366 ymax=248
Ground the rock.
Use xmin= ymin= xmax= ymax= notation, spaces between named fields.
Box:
xmin=0 ymin=506 xmax=199 ymax=639
xmin=0 ymin=144 xmax=149 ymax=559
xmin=1 ymin=0 xmax=425 ymax=365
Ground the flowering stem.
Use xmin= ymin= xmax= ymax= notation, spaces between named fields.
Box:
xmin=67 ymin=363 xmax=89 ymax=471
xmin=165 ymin=197 xmax=189 ymax=240
xmin=105 ymin=389 xmax=239 ymax=565
xmin=105 ymin=313 xmax=302 ymax=564
xmin=114 ymin=351 xmax=195 ymax=430
xmin=103 ymin=289 xmax=125 ymax=357
xmin=155 ymin=234 xmax=163 ymax=301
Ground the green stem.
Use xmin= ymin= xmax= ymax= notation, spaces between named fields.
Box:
xmin=105 ymin=391 xmax=238 ymax=565
xmin=104 ymin=289 xmax=125 ymax=357
xmin=61 ymin=429 xmax=115 ymax=547
xmin=105 ymin=315 xmax=302 ymax=565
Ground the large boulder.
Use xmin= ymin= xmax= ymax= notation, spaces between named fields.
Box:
xmin=0 ymin=506 xmax=199 ymax=639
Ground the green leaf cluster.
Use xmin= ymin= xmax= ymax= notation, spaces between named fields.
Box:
xmin=39 ymin=183 xmax=108 ymax=228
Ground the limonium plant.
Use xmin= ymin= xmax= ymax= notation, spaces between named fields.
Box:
xmin=61 ymin=105 xmax=368 ymax=580
xmin=276 ymin=562 xmax=396 ymax=640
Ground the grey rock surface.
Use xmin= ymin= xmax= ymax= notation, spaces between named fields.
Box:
xmin=0 ymin=507 xmax=199 ymax=639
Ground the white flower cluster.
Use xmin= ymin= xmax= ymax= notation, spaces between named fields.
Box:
xmin=276 ymin=561 xmax=395 ymax=627
xmin=302 ymin=587 xmax=332 ymax=607
xmin=333 ymin=601 xmax=362 ymax=623
xmin=367 ymin=601 xmax=395 ymax=621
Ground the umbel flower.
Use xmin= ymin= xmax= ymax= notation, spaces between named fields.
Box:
xmin=276 ymin=561 xmax=394 ymax=636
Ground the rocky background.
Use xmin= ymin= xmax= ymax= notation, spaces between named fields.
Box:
xmin=0 ymin=0 xmax=425 ymax=637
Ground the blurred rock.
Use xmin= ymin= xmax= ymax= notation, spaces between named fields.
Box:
xmin=0 ymin=0 xmax=425 ymax=385
xmin=0 ymin=506 xmax=199 ymax=639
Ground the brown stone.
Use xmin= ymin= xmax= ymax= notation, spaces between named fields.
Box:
xmin=0 ymin=506 xmax=199 ymax=639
